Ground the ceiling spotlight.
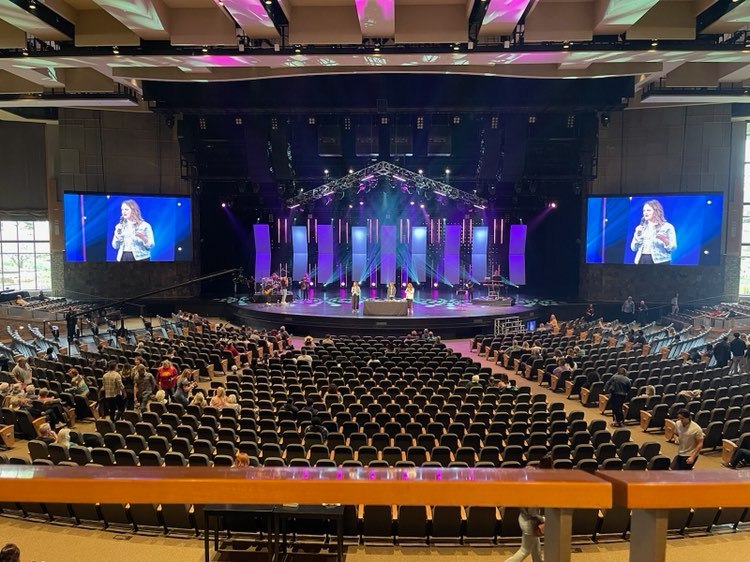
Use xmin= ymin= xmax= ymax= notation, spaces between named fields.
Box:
xmin=371 ymin=282 xmax=376 ymax=288
xmin=651 ymin=39 xmax=658 ymax=47
xmin=28 ymin=0 xmax=36 ymax=10
xmin=453 ymin=44 xmax=460 ymax=51
xmin=433 ymin=282 xmax=439 ymax=288
xmin=221 ymin=202 xmax=227 ymax=208
xmin=22 ymin=49 xmax=28 ymax=56
xmin=410 ymin=201 xmax=415 ymax=206
xmin=112 ymin=46 xmax=119 ymax=55
xmin=374 ymin=45 xmax=380 ymax=52
xmin=202 ymin=46 xmax=209 ymax=53
xmin=324 ymin=169 xmax=329 ymax=175
xmin=295 ymin=46 xmax=301 ymax=54
xmin=420 ymin=203 xmax=425 ymax=209
xmin=348 ymin=204 xmax=353 ymax=209
xmin=359 ymin=201 xmax=364 ymax=206
xmin=563 ymin=41 xmax=570 ymax=49
xmin=265 ymin=0 xmax=272 ymax=4
xmin=418 ymin=169 xmax=423 ymax=174
xmin=445 ymin=168 xmax=450 ymax=174
xmin=349 ymin=168 xmax=354 ymax=174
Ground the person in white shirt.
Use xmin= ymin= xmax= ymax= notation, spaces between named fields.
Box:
xmin=405 ymin=283 xmax=415 ymax=314
xmin=671 ymin=409 xmax=703 ymax=470
xmin=351 ymin=281 xmax=361 ymax=314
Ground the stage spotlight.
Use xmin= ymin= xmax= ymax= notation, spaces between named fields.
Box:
xmin=600 ymin=112 xmax=610 ymax=127
xmin=419 ymin=203 xmax=425 ymax=209
xmin=324 ymin=169 xmax=329 ymax=175
xmin=418 ymin=169 xmax=423 ymax=174
xmin=704 ymin=250 xmax=709 ymax=255
xmin=359 ymin=201 xmax=364 ymax=206
xmin=410 ymin=201 xmax=415 ymax=206
xmin=340 ymin=281 xmax=346 ymax=287
xmin=221 ymin=202 xmax=227 ymax=208
xmin=445 ymin=168 xmax=451 ymax=174
xmin=433 ymin=282 xmax=439 ymax=288
xmin=548 ymin=201 xmax=557 ymax=209
xmin=348 ymin=204 xmax=353 ymax=209
xmin=349 ymin=168 xmax=354 ymax=174
xmin=402 ymin=282 xmax=407 ymax=287
xmin=371 ymin=282 xmax=376 ymax=288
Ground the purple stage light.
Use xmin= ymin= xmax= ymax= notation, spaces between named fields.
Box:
xmin=221 ymin=202 xmax=226 ymax=208
xmin=410 ymin=201 xmax=415 ymax=206
xmin=362 ymin=175 xmax=375 ymax=181
xmin=359 ymin=201 xmax=364 ymax=206
xmin=340 ymin=281 xmax=346 ymax=287
xmin=392 ymin=174 xmax=406 ymax=182
xmin=371 ymin=282 xmax=376 ymax=288
xmin=419 ymin=203 xmax=425 ymax=209
xmin=433 ymin=282 xmax=439 ymax=288
xmin=401 ymin=282 xmax=407 ymax=287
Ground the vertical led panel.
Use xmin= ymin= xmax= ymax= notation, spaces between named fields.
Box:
xmin=471 ymin=226 xmax=488 ymax=282
xmin=292 ymin=226 xmax=308 ymax=280
xmin=253 ymin=224 xmax=271 ymax=281
xmin=411 ymin=226 xmax=427 ymax=282
xmin=443 ymin=224 xmax=461 ymax=285
xmin=316 ymin=224 xmax=333 ymax=284
xmin=509 ymin=224 xmax=527 ymax=286
xmin=352 ymin=226 xmax=368 ymax=282
xmin=380 ymin=225 xmax=397 ymax=284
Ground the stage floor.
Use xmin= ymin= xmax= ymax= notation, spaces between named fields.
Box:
xmin=220 ymin=290 xmax=552 ymax=337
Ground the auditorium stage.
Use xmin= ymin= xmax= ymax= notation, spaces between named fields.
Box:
xmin=223 ymin=293 xmax=545 ymax=338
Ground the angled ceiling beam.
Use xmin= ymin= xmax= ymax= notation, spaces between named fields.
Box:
xmin=355 ymin=0 xmax=394 ymax=39
xmin=625 ymin=1 xmax=696 ymax=40
xmin=477 ymin=0 xmax=532 ymax=38
xmin=0 ymin=0 xmax=74 ymax=40
xmin=523 ymin=2 xmax=593 ymax=42
xmin=0 ymin=64 xmax=64 ymax=87
xmin=0 ymin=18 xmax=24 ymax=48
xmin=88 ymin=0 xmax=170 ymax=40
xmin=170 ymin=8 xmax=238 ymax=46
xmin=697 ymin=0 xmax=750 ymax=34
xmin=221 ymin=0 xmax=280 ymax=40
xmin=593 ymin=0 xmax=661 ymax=35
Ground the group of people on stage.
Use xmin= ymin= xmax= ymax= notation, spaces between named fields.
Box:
xmin=350 ymin=281 xmax=415 ymax=314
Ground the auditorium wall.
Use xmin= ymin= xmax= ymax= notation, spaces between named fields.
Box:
xmin=579 ymin=104 xmax=743 ymax=306
xmin=57 ymin=109 xmax=200 ymax=299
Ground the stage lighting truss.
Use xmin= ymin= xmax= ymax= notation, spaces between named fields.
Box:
xmin=286 ymin=161 xmax=488 ymax=209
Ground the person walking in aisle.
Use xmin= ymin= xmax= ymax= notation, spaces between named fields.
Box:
xmin=603 ymin=367 xmax=631 ymax=428
xmin=504 ymin=454 xmax=553 ymax=562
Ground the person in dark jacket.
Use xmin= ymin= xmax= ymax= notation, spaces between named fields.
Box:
xmin=603 ymin=367 xmax=631 ymax=427
xmin=729 ymin=332 xmax=747 ymax=374
xmin=713 ymin=336 xmax=731 ymax=368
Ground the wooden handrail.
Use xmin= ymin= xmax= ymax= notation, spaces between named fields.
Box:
xmin=598 ymin=469 xmax=750 ymax=509
xmin=0 ymin=466 xmax=611 ymax=508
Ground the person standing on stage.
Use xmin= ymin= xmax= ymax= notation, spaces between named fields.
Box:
xmin=405 ymin=282 xmax=415 ymax=314
xmin=386 ymin=281 xmax=396 ymax=300
xmin=351 ymin=281 xmax=361 ymax=314
xmin=112 ymin=199 xmax=154 ymax=262
xmin=280 ymin=276 xmax=289 ymax=305
xmin=300 ymin=274 xmax=310 ymax=302
xmin=466 ymin=280 xmax=474 ymax=301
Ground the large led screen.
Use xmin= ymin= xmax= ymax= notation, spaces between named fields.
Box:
xmin=64 ymin=193 xmax=192 ymax=262
xmin=585 ymin=194 xmax=722 ymax=266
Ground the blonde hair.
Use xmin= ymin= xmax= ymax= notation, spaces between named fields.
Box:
xmin=154 ymin=390 xmax=166 ymax=402
xmin=191 ymin=392 xmax=206 ymax=406
xmin=56 ymin=428 xmax=71 ymax=447
xmin=226 ymin=394 xmax=237 ymax=404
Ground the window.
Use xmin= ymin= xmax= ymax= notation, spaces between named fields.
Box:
xmin=0 ymin=220 xmax=51 ymax=292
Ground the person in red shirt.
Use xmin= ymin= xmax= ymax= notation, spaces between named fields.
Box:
xmin=156 ymin=359 xmax=178 ymax=399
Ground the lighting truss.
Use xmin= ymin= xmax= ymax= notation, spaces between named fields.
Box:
xmin=286 ymin=161 xmax=488 ymax=209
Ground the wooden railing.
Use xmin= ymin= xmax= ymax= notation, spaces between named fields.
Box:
xmin=0 ymin=466 xmax=611 ymax=562
xmin=598 ymin=469 xmax=750 ymax=562
xmin=5 ymin=467 xmax=750 ymax=562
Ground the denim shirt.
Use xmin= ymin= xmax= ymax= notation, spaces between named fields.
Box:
xmin=112 ymin=221 xmax=154 ymax=261
xmin=630 ymin=221 xmax=676 ymax=264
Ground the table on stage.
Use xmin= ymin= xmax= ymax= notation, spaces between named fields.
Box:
xmin=363 ymin=299 xmax=408 ymax=316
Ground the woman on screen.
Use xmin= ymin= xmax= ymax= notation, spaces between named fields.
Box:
xmin=111 ymin=199 xmax=155 ymax=262
xmin=630 ymin=199 xmax=676 ymax=264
